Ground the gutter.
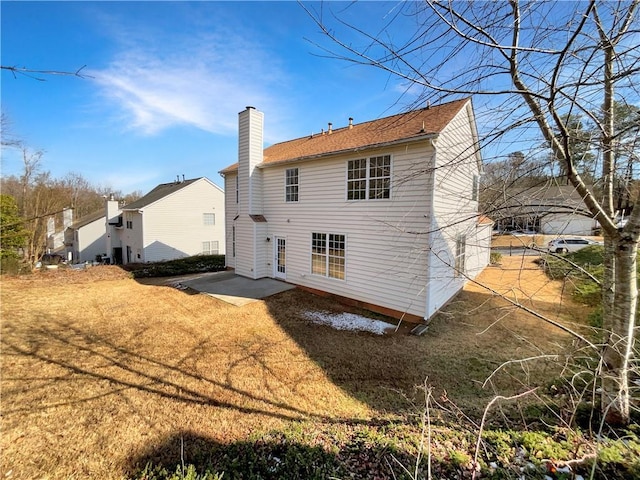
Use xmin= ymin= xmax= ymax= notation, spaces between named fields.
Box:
xmin=256 ymin=133 xmax=439 ymax=169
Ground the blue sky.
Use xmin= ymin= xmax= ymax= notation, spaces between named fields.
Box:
xmin=1 ymin=1 xmax=415 ymax=195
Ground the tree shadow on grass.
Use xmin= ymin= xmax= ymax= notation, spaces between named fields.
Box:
xmin=0 ymin=315 xmax=374 ymax=425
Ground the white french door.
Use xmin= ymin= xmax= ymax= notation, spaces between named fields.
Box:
xmin=274 ymin=237 xmax=286 ymax=280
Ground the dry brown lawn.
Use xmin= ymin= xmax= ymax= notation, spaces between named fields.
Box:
xmin=1 ymin=258 xmax=591 ymax=479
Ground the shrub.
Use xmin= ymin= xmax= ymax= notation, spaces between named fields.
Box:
xmin=124 ymin=255 xmax=226 ymax=278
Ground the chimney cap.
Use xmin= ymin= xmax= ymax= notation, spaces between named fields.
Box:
xmin=246 ymin=106 xmax=255 ymax=110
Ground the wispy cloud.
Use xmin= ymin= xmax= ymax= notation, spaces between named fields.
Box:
xmin=90 ymin=21 xmax=288 ymax=137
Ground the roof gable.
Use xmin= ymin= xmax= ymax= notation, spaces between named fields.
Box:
xmin=122 ymin=177 xmax=203 ymax=210
xmin=220 ymin=98 xmax=470 ymax=173
xmin=71 ymin=209 xmax=105 ymax=229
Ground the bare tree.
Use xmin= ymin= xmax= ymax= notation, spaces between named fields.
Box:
xmin=1 ymin=65 xmax=91 ymax=82
xmin=304 ymin=0 xmax=639 ymax=425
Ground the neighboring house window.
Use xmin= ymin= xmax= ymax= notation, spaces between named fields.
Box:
xmin=202 ymin=241 xmax=219 ymax=255
xmin=232 ymin=226 xmax=236 ymax=257
xmin=285 ymin=168 xmax=299 ymax=202
xmin=236 ymin=176 xmax=239 ymax=204
xmin=347 ymin=155 xmax=391 ymax=200
xmin=455 ymin=234 xmax=466 ymax=276
xmin=471 ymin=175 xmax=480 ymax=201
xmin=311 ymin=233 xmax=345 ymax=280
xmin=203 ymin=213 xmax=215 ymax=225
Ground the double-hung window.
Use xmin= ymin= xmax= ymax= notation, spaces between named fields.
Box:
xmin=285 ymin=168 xmax=299 ymax=202
xmin=311 ymin=233 xmax=345 ymax=280
xmin=202 ymin=241 xmax=219 ymax=255
xmin=347 ymin=155 xmax=391 ymax=200
xmin=203 ymin=213 xmax=215 ymax=225
xmin=455 ymin=234 xmax=466 ymax=276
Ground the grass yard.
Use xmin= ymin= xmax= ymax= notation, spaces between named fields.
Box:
xmin=1 ymin=257 xmax=636 ymax=479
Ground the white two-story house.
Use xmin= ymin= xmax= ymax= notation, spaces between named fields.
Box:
xmin=69 ymin=177 xmax=225 ymax=265
xmin=220 ymin=99 xmax=491 ymax=322
xmin=116 ymin=177 xmax=225 ymax=264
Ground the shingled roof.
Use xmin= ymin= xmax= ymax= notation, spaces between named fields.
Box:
xmin=220 ymin=98 xmax=470 ymax=174
xmin=71 ymin=209 xmax=105 ymax=229
xmin=122 ymin=178 xmax=200 ymax=210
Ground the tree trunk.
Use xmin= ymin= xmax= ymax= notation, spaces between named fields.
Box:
xmin=601 ymin=238 xmax=638 ymax=425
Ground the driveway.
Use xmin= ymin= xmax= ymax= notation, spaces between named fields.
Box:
xmin=139 ymin=270 xmax=296 ymax=306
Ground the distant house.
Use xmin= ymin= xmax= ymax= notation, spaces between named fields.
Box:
xmin=494 ymin=183 xmax=598 ymax=235
xmin=219 ymin=99 xmax=492 ymax=322
xmin=116 ymin=177 xmax=225 ymax=264
xmin=68 ymin=209 xmax=109 ymax=263
xmin=69 ymin=177 xmax=225 ymax=264
xmin=46 ymin=207 xmax=73 ymax=259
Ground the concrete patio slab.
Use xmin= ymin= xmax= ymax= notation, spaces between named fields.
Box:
xmin=176 ymin=271 xmax=296 ymax=306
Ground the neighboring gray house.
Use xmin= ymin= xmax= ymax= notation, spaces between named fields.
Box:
xmin=68 ymin=209 xmax=110 ymax=263
xmin=494 ymin=184 xmax=598 ymax=235
xmin=220 ymin=99 xmax=492 ymax=322
xmin=69 ymin=177 xmax=225 ymax=264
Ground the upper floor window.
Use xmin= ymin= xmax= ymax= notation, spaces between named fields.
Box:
xmin=285 ymin=168 xmax=299 ymax=202
xmin=203 ymin=213 xmax=215 ymax=225
xmin=235 ymin=176 xmax=239 ymax=204
xmin=471 ymin=175 xmax=480 ymax=202
xmin=347 ymin=155 xmax=391 ymax=200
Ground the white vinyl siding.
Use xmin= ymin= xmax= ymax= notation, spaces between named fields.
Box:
xmin=258 ymin=143 xmax=434 ymax=317
xmin=427 ymin=102 xmax=487 ymax=317
xmin=74 ymin=217 xmax=107 ymax=263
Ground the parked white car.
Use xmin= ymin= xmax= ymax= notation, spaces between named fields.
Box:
xmin=547 ymin=237 xmax=603 ymax=254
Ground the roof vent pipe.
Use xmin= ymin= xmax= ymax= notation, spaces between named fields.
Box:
xmin=328 ymin=122 xmax=333 ymax=134
xmin=348 ymin=117 xmax=353 ymax=129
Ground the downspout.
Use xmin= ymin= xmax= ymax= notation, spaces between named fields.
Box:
xmin=424 ymin=138 xmax=437 ymax=321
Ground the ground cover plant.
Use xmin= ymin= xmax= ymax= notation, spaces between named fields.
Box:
xmin=1 ymin=257 xmax=638 ymax=479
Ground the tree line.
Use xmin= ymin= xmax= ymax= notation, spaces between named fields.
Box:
xmin=1 ymin=115 xmax=141 ymax=266
xmin=481 ymin=102 xmax=639 ymax=220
